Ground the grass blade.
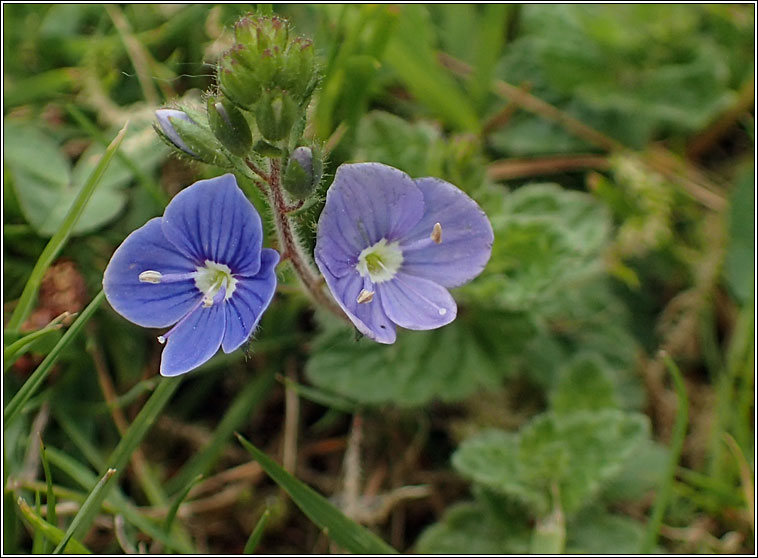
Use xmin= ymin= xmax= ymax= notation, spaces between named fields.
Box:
xmin=640 ymin=353 xmax=688 ymax=553
xmin=16 ymin=497 xmax=91 ymax=554
xmin=44 ymin=447 xmax=194 ymax=553
xmin=244 ymin=509 xmax=270 ymax=554
xmin=164 ymin=474 xmax=203 ymax=533
xmin=6 ymin=124 xmax=127 ymax=332
xmin=103 ymin=377 xmax=182 ymax=477
xmin=236 ymin=433 xmax=397 ymax=554
xmin=4 ymin=291 xmax=106 ymax=425
xmin=166 ymin=372 xmax=273 ymax=494
xmin=52 ymin=468 xmax=118 ymax=554
xmin=40 ymin=437 xmax=58 ymax=531
xmin=3 ymin=321 xmax=63 ymax=364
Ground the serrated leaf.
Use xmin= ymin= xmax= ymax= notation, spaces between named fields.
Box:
xmin=468 ymin=182 xmax=611 ymax=311
xmin=566 ymin=505 xmax=651 ymax=554
xmin=306 ymin=309 xmax=536 ymax=407
xmin=549 ymin=354 xmax=619 ymax=414
xmin=236 ymin=434 xmax=397 ymax=554
xmin=453 ymin=410 xmax=650 ymax=516
xmin=414 ymin=488 xmax=531 ymax=554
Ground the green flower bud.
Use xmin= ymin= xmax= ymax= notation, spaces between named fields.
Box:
xmin=283 ymin=145 xmax=322 ymax=199
xmin=218 ymin=50 xmax=262 ymax=108
xmin=255 ymin=90 xmax=298 ymax=142
xmin=207 ymin=96 xmax=252 ymax=157
xmin=154 ymin=108 xmax=230 ymax=167
xmin=217 ymin=14 xmax=318 ymax=112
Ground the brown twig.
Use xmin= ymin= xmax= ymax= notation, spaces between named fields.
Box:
xmin=487 ymin=154 xmax=609 ymax=180
xmin=282 ymin=357 xmax=300 ymax=475
xmin=481 ymin=81 xmax=533 ymax=136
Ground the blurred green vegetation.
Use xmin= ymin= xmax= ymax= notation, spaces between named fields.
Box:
xmin=3 ymin=4 xmax=754 ymax=554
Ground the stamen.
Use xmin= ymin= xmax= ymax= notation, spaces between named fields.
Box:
xmin=139 ymin=270 xmax=163 ymax=283
xmin=139 ymin=270 xmax=196 ymax=284
xmin=356 ymin=289 xmax=374 ymax=304
xmin=431 ymin=222 xmax=442 ymax=244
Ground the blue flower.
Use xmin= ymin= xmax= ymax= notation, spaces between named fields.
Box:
xmin=314 ymin=163 xmax=493 ymax=343
xmin=103 ymin=174 xmax=279 ymax=376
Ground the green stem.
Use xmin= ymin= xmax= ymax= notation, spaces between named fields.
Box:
xmin=265 ymin=158 xmax=346 ymax=320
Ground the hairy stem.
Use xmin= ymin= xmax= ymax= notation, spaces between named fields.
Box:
xmin=266 ymin=158 xmax=346 ymax=320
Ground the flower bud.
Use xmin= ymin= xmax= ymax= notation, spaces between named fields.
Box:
xmin=154 ymin=108 xmax=230 ymax=167
xmin=218 ymin=53 xmax=262 ymax=108
xmin=283 ymin=145 xmax=323 ymax=200
xmin=217 ymin=14 xmax=318 ymax=112
xmin=207 ymin=96 xmax=252 ymax=157
xmin=155 ymin=109 xmax=196 ymax=156
xmin=255 ymin=90 xmax=298 ymax=142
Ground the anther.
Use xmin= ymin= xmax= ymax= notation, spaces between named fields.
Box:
xmin=139 ymin=270 xmax=163 ymax=283
xmin=356 ymin=289 xmax=375 ymax=304
xmin=157 ymin=335 xmax=166 ymax=344
xmin=431 ymin=222 xmax=442 ymax=244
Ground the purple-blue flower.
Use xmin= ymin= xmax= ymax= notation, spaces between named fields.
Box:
xmin=314 ymin=163 xmax=493 ymax=344
xmin=103 ymin=174 xmax=279 ymax=376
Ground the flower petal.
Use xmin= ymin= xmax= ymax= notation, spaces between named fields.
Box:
xmin=160 ymin=303 xmax=226 ymax=376
xmin=222 ymin=248 xmax=280 ymax=353
xmin=316 ymin=260 xmax=396 ymax=343
xmin=161 ymin=174 xmax=264 ymax=275
xmin=378 ymin=273 xmax=457 ymax=331
xmin=400 ymin=177 xmax=493 ymax=288
xmin=319 ymin=163 xmax=425 ymax=252
xmin=103 ymin=218 xmax=200 ymax=328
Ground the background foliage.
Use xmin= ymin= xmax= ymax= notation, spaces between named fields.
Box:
xmin=3 ymin=4 xmax=755 ymax=554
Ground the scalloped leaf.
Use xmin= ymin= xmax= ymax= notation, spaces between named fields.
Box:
xmin=306 ymin=309 xmax=537 ymax=407
xmin=452 ymin=409 xmax=650 ymax=516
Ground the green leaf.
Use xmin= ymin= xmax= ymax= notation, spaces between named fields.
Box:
xmin=5 ymin=291 xmax=106 ymax=424
xmin=549 ymin=354 xmax=619 ymax=414
xmin=724 ymin=164 xmax=754 ymax=303
xmin=306 ymin=309 xmax=536 ymax=407
xmin=383 ymin=5 xmax=479 ymax=132
xmin=5 ymin=120 xmax=126 ymax=332
xmin=53 ymin=468 xmax=117 ymax=553
xmin=16 ymin=498 xmax=91 ymax=554
xmin=164 ymin=474 xmax=202 ymax=533
xmin=469 ymin=183 xmax=611 ymax=311
xmin=415 ymin=488 xmax=531 ymax=554
xmin=3 ymin=121 xmax=128 ymax=236
xmin=236 ymin=433 xmax=397 ymax=554
xmin=243 ymin=509 xmax=270 ymax=554
xmin=453 ymin=409 xmax=650 ymax=516
xmin=165 ymin=372 xmax=273 ymax=494
xmin=566 ymin=505 xmax=650 ymax=554
xmin=354 ymin=111 xmax=445 ymax=178
xmin=44 ymin=447 xmax=194 ymax=553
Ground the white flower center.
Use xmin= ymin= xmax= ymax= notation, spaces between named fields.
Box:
xmin=356 ymin=239 xmax=403 ymax=283
xmin=194 ymin=261 xmax=237 ymax=305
